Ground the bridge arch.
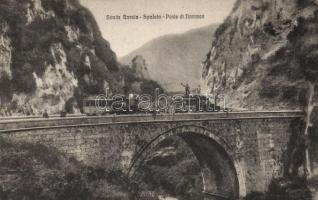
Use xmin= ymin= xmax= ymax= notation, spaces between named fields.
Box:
xmin=128 ymin=125 xmax=246 ymax=199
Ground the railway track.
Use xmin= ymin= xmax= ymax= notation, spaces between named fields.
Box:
xmin=0 ymin=114 xmax=85 ymax=122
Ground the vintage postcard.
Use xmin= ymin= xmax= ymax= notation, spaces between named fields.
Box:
xmin=0 ymin=0 xmax=317 ymax=199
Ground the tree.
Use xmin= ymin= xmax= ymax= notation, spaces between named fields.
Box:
xmin=0 ymin=73 xmax=12 ymax=103
xmin=140 ymin=80 xmax=164 ymax=97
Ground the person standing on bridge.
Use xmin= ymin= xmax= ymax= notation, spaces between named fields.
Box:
xmin=181 ymin=82 xmax=191 ymax=96
xmin=60 ymin=110 xmax=67 ymax=118
xmin=43 ymin=109 xmax=49 ymax=118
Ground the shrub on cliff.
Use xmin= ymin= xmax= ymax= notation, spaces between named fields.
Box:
xmin=140 ymin=80 xmax=164 ymax=96
xmin=297 ymin=0 xmax=316 ymax=8
xmin=259 ymin=80 xmax=280 ymax=98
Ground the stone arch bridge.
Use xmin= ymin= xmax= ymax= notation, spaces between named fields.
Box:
xmin=0 ymin=111 xmax=304 ymax=199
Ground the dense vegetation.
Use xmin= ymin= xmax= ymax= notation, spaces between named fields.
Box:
xmin=0 ymin=137 xmax=140 ymax=200
xmin=0 ymin=136 xmax=203 ymax=200
xmin=243 ymin=178 xmax=312 ymax=200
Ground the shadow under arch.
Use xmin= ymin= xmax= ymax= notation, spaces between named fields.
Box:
xmin=127 ymin=125 xmax=246 ymax=200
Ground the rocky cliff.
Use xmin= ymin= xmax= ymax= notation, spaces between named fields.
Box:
xmin=201 ymin=0 xmax=318 ymax=110
xmin=130 ymin=55 xmax=151 ymax=80
xmin=201 ymin=0 xmax=318 ymax=197
xmin=0 ymin=0 xmax=121 ymax=115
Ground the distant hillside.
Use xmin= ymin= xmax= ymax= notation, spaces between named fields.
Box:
xmin=120 ymin=24 xmax=218 ymax=92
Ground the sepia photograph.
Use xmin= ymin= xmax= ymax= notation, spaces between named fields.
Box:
xmin=0 ymin=0 xmax=317 ymax=199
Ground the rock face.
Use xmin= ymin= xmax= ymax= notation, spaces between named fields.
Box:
xmin=0 ymin=0 xmax=119 ymax=115
xmin=130 ymin=55 xmax=151 ymax=80
xmin=201 ymin=0 xmax=318 ymax=110
xmin=0 ymin=23 xmax=12 ymax=80
xmin=201 ymin=0 xmax=318 ymax=196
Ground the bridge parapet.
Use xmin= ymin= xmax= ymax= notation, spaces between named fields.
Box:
xmin=0 ymin=111 xmax=304 ymax=132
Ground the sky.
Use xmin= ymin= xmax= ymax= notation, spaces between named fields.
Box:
xmin=80 ymin=0 xmax=235 ymax=57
